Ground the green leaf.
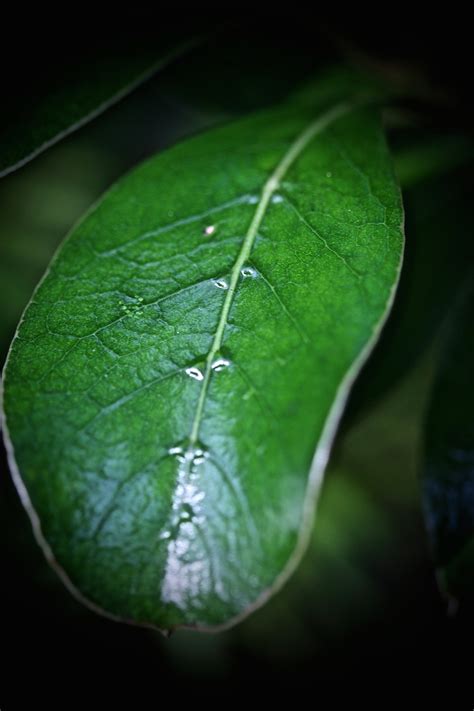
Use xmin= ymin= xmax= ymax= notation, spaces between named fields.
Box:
xmin=422 ymin=281 xmax=474 ymax=602
xmin=0 ymin=37 xmax=198 ymax=179
xmin=2 ymin=100 xmax=403 ymax=630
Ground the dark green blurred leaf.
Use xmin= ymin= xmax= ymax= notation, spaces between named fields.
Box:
xmin=0 ymin=144 xmax=118 ymax=353
xmin=394 ymin=135 xmax=474 ymax=188
xmin=160 ymin=28 xmax=332 ymax=115
xmin=3 ymin=97 xmax=403 ymax=630
xmin=0 ymin=36 xmax=199 ymax=178
xmin=422 ymin=281 xmax=474 ymax=601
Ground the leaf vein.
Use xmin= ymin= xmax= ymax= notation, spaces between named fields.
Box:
xmin=187 ymin=103 xmax=352 ymax=448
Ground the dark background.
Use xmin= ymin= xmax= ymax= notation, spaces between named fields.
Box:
xmin=1 ymin=14 xmax=472 ymax=704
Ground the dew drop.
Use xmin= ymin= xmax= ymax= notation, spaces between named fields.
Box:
xmin=203 ymin=224 xmax=216 ymax=236
xmin=326 ymin=171 xmax=332 ymax=178
xmin=241 ymin=266 xmax=257 ymax=278
xmin=213 ymin=278 xmax=228 ymax=290
xmin=192 ymin=445 xmax=209 ymax=465
xmin=168 ymin=446 xmax=183 ymax=456
xmin=272 ymin=194 xmax=284 ymax=204
xmin=248 ymin=195 xmax=259 ymax=204
xmin=160 ymin=530 xmax=171 ymax=540
xmin=185 ymin=366 xmax=204 ymax=381
xmin=211 ymin=358 xmax=231 ymax=372
xmin=170 ymin=440 xmax=209 ymax=466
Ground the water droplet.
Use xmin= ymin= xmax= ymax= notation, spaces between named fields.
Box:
xmin=213 ymin=278 xmax=228 ymax=290
xmin=160 ymin=530 xmax=171 ymax=540
xmin=168 ymin=446 xmax=183 ymax=456
xmin=272 ymin=194 xmax=283 ymax=204
xmin=170 ymin=440 xmax=209 ymax=467
xmin=248 ymin=195 xmax=259 ymax=204
xmin=185 ymin=366 xmax=204 ymax=381
xmin=211 ymin=358 xmax=231 ymax=372
xmin=191 ymin=445 xmax=209 ymax=465
xmin=326 ymin=171 xmax=332 ymax=178
xmin=203 ymin=225 xmax=216 ymax=236
xmin=241 ymin=266 xmax=257 ymax=278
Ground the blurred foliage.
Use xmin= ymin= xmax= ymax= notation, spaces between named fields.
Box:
xmin=0 ymin=34 xmax=199 ymax=177
xmin=422 ymin=281 xmax=474 ymax=602
xmin=159 ymin=25 xmax=334 ymax=115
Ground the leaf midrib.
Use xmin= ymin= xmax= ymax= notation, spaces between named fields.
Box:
xmin=188 ymin=101 xmax=352 ymax=448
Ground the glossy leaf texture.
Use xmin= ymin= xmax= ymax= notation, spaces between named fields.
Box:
xmin=0 ymin=36 xmax=198 ymax=178
xmin=422 ymin=281 xmax=474 ymax=602
xmin=2 ymin=101 xmax=404 ymax=630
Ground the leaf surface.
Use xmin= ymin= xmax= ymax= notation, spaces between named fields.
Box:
xmin=2 ymin=100 xmax=403 ymax=630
